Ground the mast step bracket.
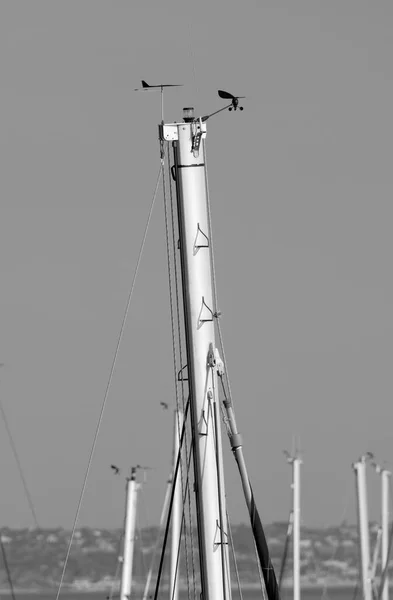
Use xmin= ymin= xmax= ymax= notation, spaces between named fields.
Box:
xmin=198 ymin=297 xmax=214 ymax=328
xmin=177 ymin=364 xmax=188 ymax=381
xmin=193 ymin=223 xmax=209 ymax=254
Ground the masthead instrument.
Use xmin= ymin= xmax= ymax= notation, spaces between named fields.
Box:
xmin=134 ymin=80 xmax=183 ymax=91
xmin=134 ymin=80 xmax=183 ymax=122
xmin=201 ymin=89 xmax=246 ymax=121
xmin=217 ymin=89 xmax=245 ymax=111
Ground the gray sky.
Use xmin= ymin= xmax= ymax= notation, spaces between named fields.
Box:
xmin=0 ymin=1 xmax=392 ymax=530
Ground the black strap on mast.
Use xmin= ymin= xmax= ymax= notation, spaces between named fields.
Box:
xmin=249 ymin=483 xmax=280 ymax=600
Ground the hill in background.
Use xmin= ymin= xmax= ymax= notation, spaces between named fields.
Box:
xmin=0 ymin=522 xmax=388 ymax=592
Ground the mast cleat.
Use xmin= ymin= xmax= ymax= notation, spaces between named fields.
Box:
xmin=198 ymin=409 xmax=209 ymax=436
xmin=213 ymin=520 xmax=229 ymax=548
xmin=194 ymin=223 xmax=209 ymax=255
xmin=198 ymin=297 xmax=214 ymax=328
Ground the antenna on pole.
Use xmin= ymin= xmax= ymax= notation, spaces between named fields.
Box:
xmin=134 ymin=80 xmax=183 ymax=123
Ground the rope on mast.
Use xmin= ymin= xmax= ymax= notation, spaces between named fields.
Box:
xmin=169 ymin=440 xmax=195 ymax=600
xmin=163 ymin=141 xmax=197 ymax=600
xmin=54 ymin=162 xmax=163 ymax=600
xmin=153 ymin=399 xmax=191 ymax=600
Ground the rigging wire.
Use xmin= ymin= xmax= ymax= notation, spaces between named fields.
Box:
xmin=210 ymin=374 xmax=230 ymax=600
xmin=170 ymin=442 xmax=194 ymax=600
xmin=185 ymin=0 xmax=199 ymax=101
xmin=106 ymin=527 xmax=125 ymax=600
xmin=165 ymin=142 xmax=197 ymax=600
xmin=54 ymin=163 xmax=163 ymax=600
xmin=202 ymin=140 xmax=233 ymax=404
xmin=0 ymin=366 xmax=40 ymax=529
xmin=319 ymin=478 xmax=353 ymax=600
xmin=0 ymin=532 xmax=16 ymax=600
xmin=227 ymin=511 xmax=244 ymax=600
xmin=136 ymin=483 xmax=151 ymax=584
xmin=253 ymin=535 xmax=268 ymax=600
xmin=142 ymin=475 xmax=172 ymax=600
xmin=153 ymin=400 xmax=191 ymax=600
xmin=278 ymin=511 xmax=293 ymax=591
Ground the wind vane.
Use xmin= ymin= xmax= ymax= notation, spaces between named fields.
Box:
xmin=134 ymin=79 xmax=183 ymax=123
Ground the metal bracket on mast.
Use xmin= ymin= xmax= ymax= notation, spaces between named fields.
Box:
xmin=207 ymin=345 xmax=225 ymax=376
xmin=213 ymin=520 xmax=229 ymax=548
xmin=198 ymin=409 xmax=209 ymax=436
xmin=194 ymin=223 xmax=209 ymax=254
xmin=191 ymin=118 xmax=204 ymax=157
xmin=177 ymin=364 xmax=189 ymax=381
xmin=198 ymin=297 xmax=214 ymax=328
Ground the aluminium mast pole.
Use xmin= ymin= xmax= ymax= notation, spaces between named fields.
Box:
xmin=293 ymin=457 xmax=301 ymax=600
xmin=283 ymin=451 xmax=301 ymax=600
xmin=160 ymin=109 xmax=231 ymax=600
xmin=381 ymin=468 xmax=390 ymax=600
xmin=285 ymin=453 xmax=301 ymax=600
xmin=120 ymin=467 xmax=140 ymax=600
xmin=353 ymin=456 xmax=372 ymax=600
xmin=170 ymin=408 xmax=183 ymax=600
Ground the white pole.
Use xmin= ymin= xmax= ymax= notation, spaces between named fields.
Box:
xmin=285 ymin=452 xmax=301 ymax=600
xmin=353 ymin=456 xmax=372 ymax=600
xmin=160 ymin=111 xmax=231 ymax=600
xmin=293 ymin=457 xmax=301 ymax=600
xmin=370 ymin=527 xmax=382 ymax=591
xmin=120 ymin=468 xmax=140 ymax=600
xmin=170 ymin=409 xmax=183 ymax=600
xmin=381 ymin=469 xmax=390 ymax=600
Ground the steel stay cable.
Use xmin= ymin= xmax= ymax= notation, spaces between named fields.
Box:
xmin=319 ymin=478 xmax=353 ymax=600
xmin=210 ymin=369 xmax=230 ymax=600
xmin=55 ymin=163 xmax=163 ymax=600
xmin=0 ymin=365 xmax=40 ymax=529
xmin=278 ymin=510 xmax=293 ymax=590
xmin=170 ymin=437 xmax=195 ymax=600
xmin=164 ymin=143 xmax=194 ymax=598
xmin=153 ymin=399 xmax=191 ymax=600
xmin=0 ymin=533 xmax=16 ymax=600
xmin=168 ymin=142 xmax=197 ymax=599
xmin=227 ymin=511 xmax=244 ymax=600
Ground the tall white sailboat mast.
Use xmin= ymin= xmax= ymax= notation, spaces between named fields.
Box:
xmin=151 ymin=88 xmax=280 ymax=600
xmin=353 ymin=454 xmax=372 ymax=600
xmin=120 ymin=467 xmax=140 ymax=600
xmin=284 ymin=451 xmax=302 ymax=600
xmin=160 ymin=109 xmax=231 ymax=600
xmin=371 ymin=459 xmax=391 ymax=600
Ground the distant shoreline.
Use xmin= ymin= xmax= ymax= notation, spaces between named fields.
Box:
xmin=0 ymin=582 xmax=364 ymax=594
